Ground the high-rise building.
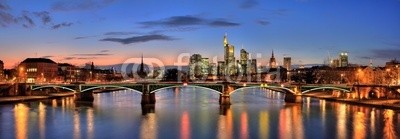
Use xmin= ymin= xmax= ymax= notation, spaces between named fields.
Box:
xmin=250 ymin=59 xmax=257 ymax=75
xmin=240 ymin=49 xmax=249 ymax=75
xmin=201 ymin=58 xmax=209 ymax=76
xmin=283 ymin=57 xmax=291 ymax=70
xmin=0 ymin=60 xmax=3 ymax=81
xmin=189 ymin=54 xmax=203 ymax=80
xmin=217 ymin=61 xmax=225 ymax=77
xmin=339 ymin=52 xmax=348 ymax=67
xmin=269 ymin=50 xmax=277 ymax=69
xmin=18 ymin=58 xmax=58 ymax=83
xmin=223 ymin=34 xmax=236 ymax=76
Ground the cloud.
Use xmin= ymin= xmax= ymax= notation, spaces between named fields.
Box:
xmin=20 ymin=14 xmax=35 ymax=28
xmin=52 ymin=0 xmax=117 ymax=11
xmin=140 ymin=15 xmax=240 ymax=28
xmin=370 ymin=48 xmax=400 ymax=59
xmin=41 ymin=55 xmax=55 ymax=58
xmin=74 ymin=35 xmax=97 ymax=40
xmin=104 ymin=31 xmax=139 ymax=36
xmin=209 ymin=19 xmax=240 ymax=27
xmin=140 ymin=15 xmax=204 ymax=27
xmin=100 ymin=34 xmax=176 ymax=45
xmin=0 ymin=1 xmax=16 ymax=27
xmin=383 ymin=41 xmax=400 ymax=47
xmin=0 ymin=1 xmax=10 ymax=10
xmin=256 ymin=20 xmax=270 ymax=26
xmin=33 ymin=11 xmax=51 ymax=24
xmin=52 ymin=22 xmax=73 ymax=29
xmin=240 ymin=0 xmax=258 ymax=9
xmin=73 ymin=53 xmax=112 ymax=56
xmin=63 ymin=56 xmax=97 ymax=60
xmin=100 ymin=50 xmax=109 ymax=53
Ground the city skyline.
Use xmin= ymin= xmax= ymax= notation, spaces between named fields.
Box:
xmin=1 ymin=0 xmax=400 ymax=68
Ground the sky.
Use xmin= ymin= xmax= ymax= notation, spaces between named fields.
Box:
xmin=0 ymin=0 xmax=399 ymax=69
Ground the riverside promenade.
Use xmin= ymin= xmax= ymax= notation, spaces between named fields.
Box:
xmin=0 ymin=92 xmax=74 ymax=104
xmin=303 ymin=92 xmax=400 ymax=110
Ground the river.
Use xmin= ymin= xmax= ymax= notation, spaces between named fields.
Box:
xmin=0 ymin=87 xmax=399 ymax=139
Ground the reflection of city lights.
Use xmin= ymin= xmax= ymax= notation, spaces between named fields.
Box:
xmin=259 ymin=112 xmax=269 ymax=139
xmin=240 ymin=112 xmax=249 ymax=139
xmin=337 ymin=105 xmax=347 ymax=139
xmin=87 ymin=108 xmax=94 ymax=139
xmin=39 ymin=102 xmax=46 ymax=139
xmin=181 ymin=112 xmax=191 ymax=139
xmin=140 ymin=113 xmax=157 ymax=139
xmin=353 ymin=112 xmax=366 ymax=139
xmin=383 ymin=110 xmax=397 ymax=139
xmin=73 ymin=111 xmax=81 ymax=139
xmin=15 ymin=103 xmax=29 ymax=139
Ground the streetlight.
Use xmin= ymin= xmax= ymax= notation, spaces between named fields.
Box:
xmin=341 ymin=73 xmax=345 ymax=84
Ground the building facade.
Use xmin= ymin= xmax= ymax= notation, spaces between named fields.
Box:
xmin=240 ymin=49 xmax=249 ymax=75
xmin=18 ymin=58 xmax=58 ymax=83
xmin=283 ymin=57 xmax=291 ymax=71
xmin=224 ymin=34 xmax=236 ymax=76
xmin=189 ymin=54 xmax=209 ymax=80
xmin=339 ymin=52 xmax=348 ymax=67
xmin=0 ymin=60 xmax=3 ymax=81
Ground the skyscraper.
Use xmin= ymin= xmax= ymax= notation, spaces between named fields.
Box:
xmin=339 ymin=52 xmax=348 ymax=67
xmin=283 ymin=57 xmax=291 ymax=70
xmin=240 ymin=49 xmax=249 ymax=74
xmin=189 ymin=54 xmax=203 ymax=80
xmin=269 ymin=50 xmax=277 ymax=69
xmin=223 ymin=34 xmax=236 ymax=75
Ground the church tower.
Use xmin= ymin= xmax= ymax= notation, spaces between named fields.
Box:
xmin=269 ymin=50 xmax=277 ymax=69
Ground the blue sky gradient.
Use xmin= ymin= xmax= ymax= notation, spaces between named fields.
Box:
xmin=0 ymin=0 xmax=399 ymax=68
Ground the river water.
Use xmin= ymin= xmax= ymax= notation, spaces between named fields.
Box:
xmin=0 ymin=87 xmax=399 ymax=139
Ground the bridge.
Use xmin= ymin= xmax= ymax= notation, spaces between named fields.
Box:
xmin=26 ymin=82 xmax=356 ymax=105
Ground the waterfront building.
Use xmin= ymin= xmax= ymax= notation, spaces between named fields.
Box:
xmin=18 ymin=58 xmax=58 ymax=83
xmin=0 ymin=60 xmax=3 ymax=81
xmin=283 ymin=57 xmax=291 ymax=71
xmin=339 ymin=52 xmax=348 ymax=67
xmin=57 ymin=63 xmax=79 ymax=82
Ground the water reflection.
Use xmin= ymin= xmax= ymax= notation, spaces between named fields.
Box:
xmin=384 ymin=110 xmax=398 ymax=139
xmin=217 ymin=106 xmax=233 ymax=139
xmin=353 ymin=112 xmax=366 ymax=139
xmin=38 ymin=102 xmax=46 ymax=139
xmin=240 ymin=112 xmax=249 ymax=139
xmin=14 ymin=103 xmax=29 ymax=139
xmin=1 ymin=89 xmax=400 ymax=139
xmin=180 ymin=111 xmax=191 ymax=139
xmin=259 ymin=111 xmax=269 ymax=139
xmin=140 ymin=113 xmax=157 ymax=139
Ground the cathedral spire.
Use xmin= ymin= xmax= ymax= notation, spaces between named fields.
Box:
xmin=271 ymin=50 xmax=275 ymax=58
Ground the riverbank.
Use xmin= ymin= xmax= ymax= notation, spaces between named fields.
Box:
xmin=0 ymin=92 xmax=75 ymax=104
xmin=303 ymin=92 xmax=400 ymax=110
